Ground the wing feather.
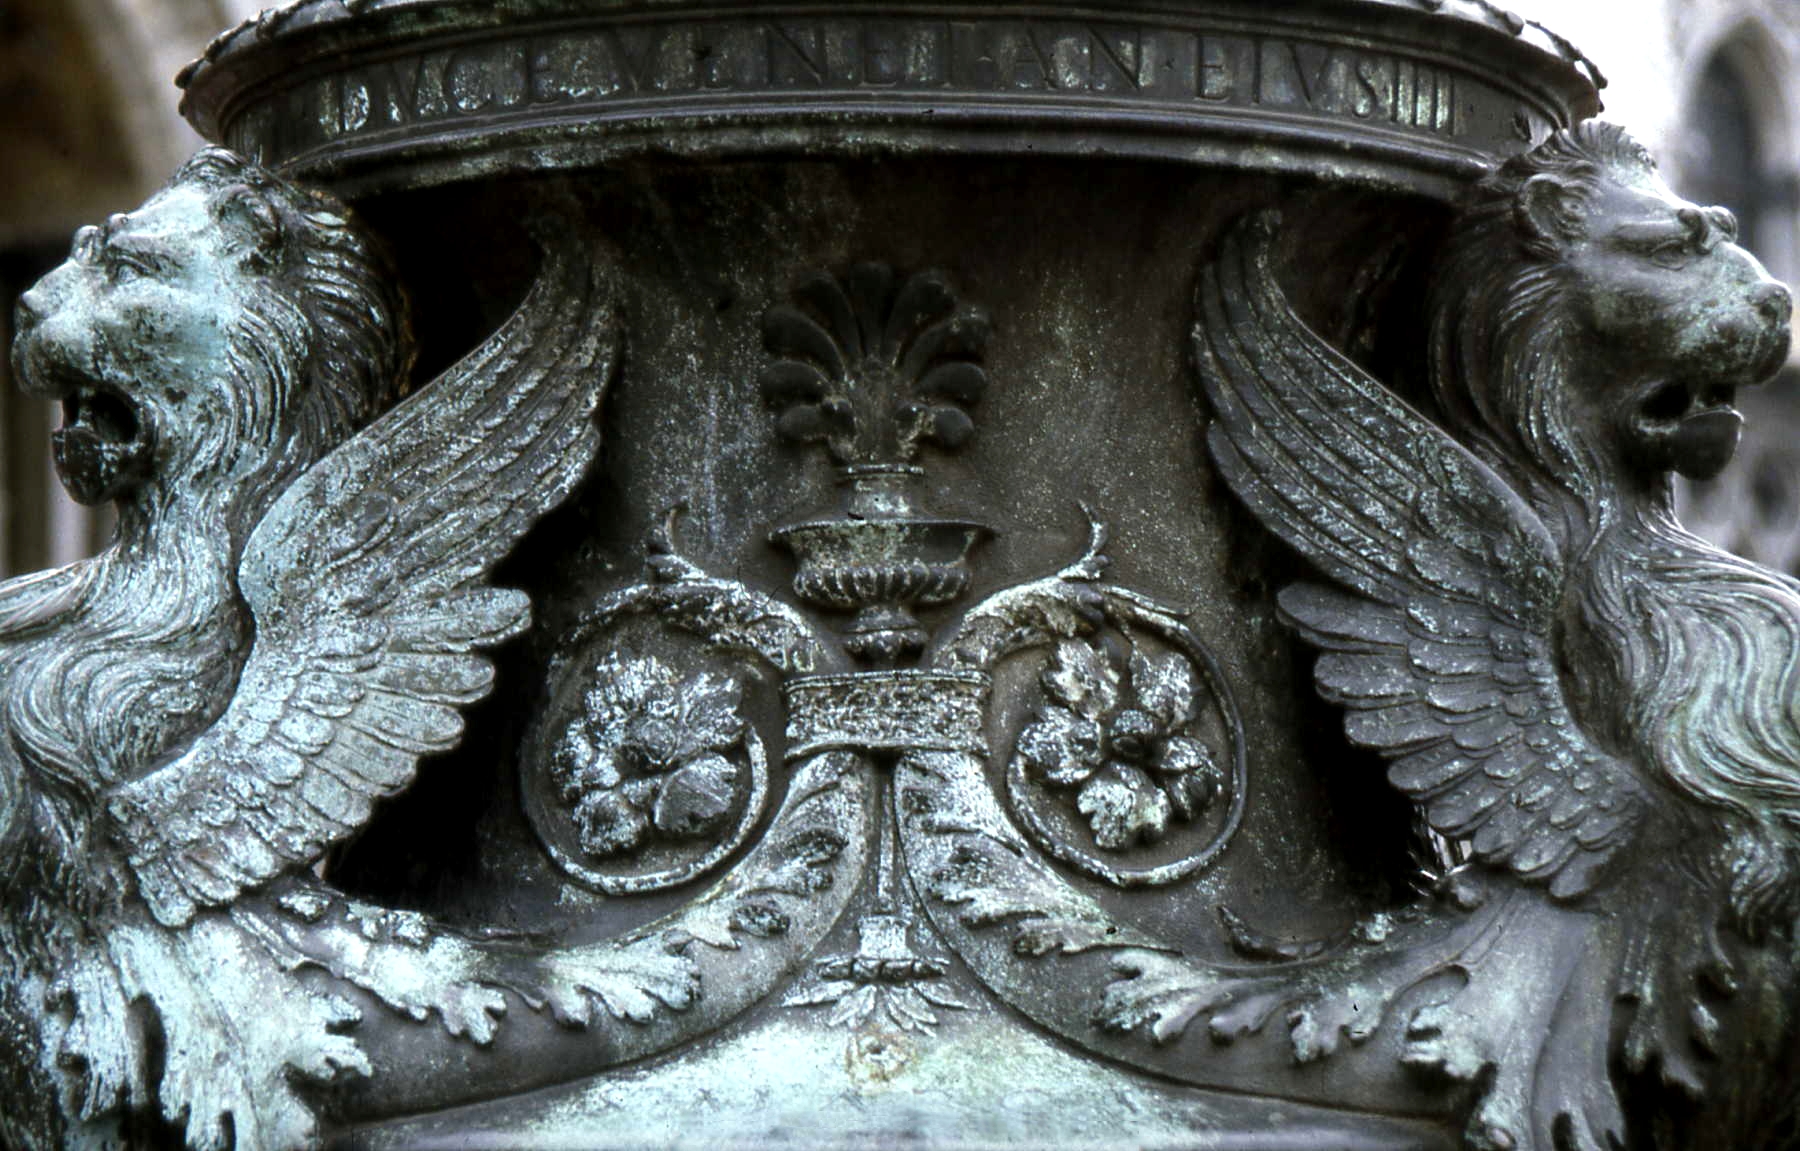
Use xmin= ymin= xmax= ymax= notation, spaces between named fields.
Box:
xmin=1194 ymin=212 xmax=1649 ymax=898
xmin=106 ymin=242 xmax=618 ymax=926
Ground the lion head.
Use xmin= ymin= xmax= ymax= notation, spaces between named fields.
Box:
xmin=1 ymin=152 xmax=415 ymax=897
xmin=10 ymin=147 xmax=411 ymax=525
xmin=1427 ymin=123 xmax=1800 ymax=928
xmin=1427 ymin=121 xmax=1790 ymax=507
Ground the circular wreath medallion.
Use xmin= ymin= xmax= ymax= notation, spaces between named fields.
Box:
xmin=525 ymin=649 xmax=770 ymax=895
xmin=1004 ymin=609 xmax=1245 ymax=888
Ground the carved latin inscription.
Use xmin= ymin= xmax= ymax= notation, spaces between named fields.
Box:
xmin=226 ymin=17 xmax=1484 ymax=160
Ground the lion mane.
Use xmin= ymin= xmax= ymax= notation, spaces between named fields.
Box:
xmin=1426 ymin=122 xmax=1800 ymax=931
xmin=163 ymin=147 xmax=413 ymax=512
xmin=1 ymin=149 xmax=414 ymax=910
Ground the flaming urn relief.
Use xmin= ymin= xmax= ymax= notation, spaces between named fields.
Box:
xmin=761 ymin=262 xmax=993 ymax=667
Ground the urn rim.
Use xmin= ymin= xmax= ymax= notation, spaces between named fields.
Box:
xmin=174 ymin=0 xmax=1605 ymax=202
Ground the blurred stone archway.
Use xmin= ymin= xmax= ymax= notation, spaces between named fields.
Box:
xmin=0 ymin=0 xmax=259 ymax=574
xmin=1665 ymin=5 xmax=1800 ymax=572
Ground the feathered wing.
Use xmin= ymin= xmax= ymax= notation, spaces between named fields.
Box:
xmin=1194 ymin=213 xmax=1647 ymax=900
xmin=106 ymin=243 xmax=618 ymax=927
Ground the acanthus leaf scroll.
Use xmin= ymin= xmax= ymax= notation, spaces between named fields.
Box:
xmin=511 ymin=260 xmax=1254 ymax=1087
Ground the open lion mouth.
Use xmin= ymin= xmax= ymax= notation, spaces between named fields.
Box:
xmin=52 ymin=385 xmax=155 ymax=506
xmin=62 ymin=389 xmax=141 ymax=449
xmin=1641 ymin=379 xmax=1737 ymax=423
xmin=13 ymin=329 xmax=158 ymax=504
xmin=18 ymin=352 xmax=157 ymax=506
xmin=1633 ymin=378 xmax=1744 ymax=481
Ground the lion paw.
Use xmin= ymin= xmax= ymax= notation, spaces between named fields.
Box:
xmin=1096 ymin=952 xmax=1236 ymax=1045
xmin=1400 ymin=1002 xmax=1489 ymax=1083
xmin=1096 ymin=952 xmax=1292 ymax=1047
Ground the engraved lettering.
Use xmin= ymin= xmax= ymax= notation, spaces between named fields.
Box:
xmin=1006 ymin=24 xmax=1056 ymax=90
xmin=1088 ymin=26 xmax=1143 ymax=92
xmin=376 ymin=58 xmax=425 ymax=123
xmin=1249 ymin=33 xmax=1263 ymax=103
xmin=1045 ymin=27 xmax=1090 ymax=90
xmin=699 ymin=24 xmax=768 ymax=91
xmin=948 ymin=22 xmax=999 ymax=88
xmin=1132 ymin=27 xmax=1188 ymax=97
xmin=531 ymin=33 xmax=628 ymax=102
xmin=909 ymin=21 xmax=952 ymax=88
xmin=769 ymin=22 xmax=826 ymax=86
xmin=613 ymin=27 xmax=665 ymax=93
xmin=1195 ymin=35 xmax=1235 ymax=102
xmin=1353 ymin=56 xmax=1386 ymax=119
xmin=1289 ymin=42 xmax=1333 ymax=107
xmin=862 ymin=22 xmax=905 ymax=87
xmin=819 ymin=23 xmax=859 ymax=85
xmin=228 ymin=16 xmax=1497 ymax=156
xmin=412 ymin=51 xmax=451 ymax=118
xmin=698 ymin=31 xmax=733 ymax=90
xmin=1258 ymin=38 xmax=1334 ymax=109
xmin=315 ymin=76 xmax=341 ymax=139
xmin=448 ymin=52 xmax=491 ymax=112
xmin=498 ymin=45 xmax=530 ymax=108
xmin=341 ymin=78 xmax=371 ymax=133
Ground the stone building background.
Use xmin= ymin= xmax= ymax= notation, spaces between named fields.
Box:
xmin=0 ymin=0 xmax=1797 ymax=576
xmin=1 ymin=0 xmax=265 ymax=574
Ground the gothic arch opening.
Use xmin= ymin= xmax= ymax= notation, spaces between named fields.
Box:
xmin=1677 ymin=22 xmax=1798 ymax=282
xmin=1685 ymin=49 xmax=1768 ymax=251
xmin=1673 ymin=19 xmax=1800 ymax=573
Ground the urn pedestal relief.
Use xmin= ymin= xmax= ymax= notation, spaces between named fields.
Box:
xmin=6 ymin=2 xmax=1800 ymax=1149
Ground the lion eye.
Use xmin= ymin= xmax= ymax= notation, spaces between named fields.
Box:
xmin=1707 ymin=206 xmax=1740 ymax=244
xmin=104 ymin=250 xmax=161 ymax=284
xmin=1627 ymin=231 xmax=1700 ymax=270
xmin=1615 ymin=217 xmax=1707 ymax=268
xmin=1649 ymin=241 xmax=1697 ymax=270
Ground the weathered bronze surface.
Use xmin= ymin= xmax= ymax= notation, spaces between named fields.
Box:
xmin=4 ymin=2 xmax=1799 ymax=1149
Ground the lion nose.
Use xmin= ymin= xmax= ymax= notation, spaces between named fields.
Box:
xmin=1756 ymin=281 xmax=1793 ymax=326
xmin=13 ymin=289 xmax=43 ymax=330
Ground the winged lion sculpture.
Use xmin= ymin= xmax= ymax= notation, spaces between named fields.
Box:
xmin=1194 ymin=121 xmax=1798 ymax=1150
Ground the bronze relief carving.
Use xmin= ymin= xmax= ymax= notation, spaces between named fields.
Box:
xmin=0 ymin=148 xmax=634 ymax=1147
xmin=528 ymin=649 xmax=772 ymax=893
xmin=6 ymin=2 xmax=1800 ymax=1149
